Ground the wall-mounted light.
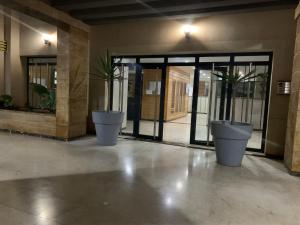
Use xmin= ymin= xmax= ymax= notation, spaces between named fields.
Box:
xmin=42 ymin=33 xmax=55 ymax=46
xmin=182 ymin=24 xmax=197 ymax=38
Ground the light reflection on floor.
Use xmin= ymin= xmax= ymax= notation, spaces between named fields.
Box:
xmin=0 ymin=132 xmax=298 ymax=225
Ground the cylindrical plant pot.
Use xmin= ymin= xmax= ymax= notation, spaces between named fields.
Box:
xmin=92 ymin=111 xmax=124 ymax=146
xmin=211 ymin=121 xmax=252 ymax=167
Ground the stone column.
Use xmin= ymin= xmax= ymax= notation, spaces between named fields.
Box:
xmin=3 ymin=11 xmax=25 ymax=106
xmin=56 ymin=26 xmax=89 ymax=139
xmin=0 ymin=12 xmax=4 ymax=95
xmin=284 ymin=3 xmax=300 ymax=174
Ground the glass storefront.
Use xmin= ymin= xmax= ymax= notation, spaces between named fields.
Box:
xmin=112 ymin=53 xmax=272 ymax=152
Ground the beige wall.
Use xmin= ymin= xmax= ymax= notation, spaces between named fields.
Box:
xmin=0 ymin=10 xmax=57 ymax=107
xmin=4 ymin=12 xmax=25 ymax=106
xmin=19 ymin=14 xmax=57 ymax=56
xmin=89 ymin=9 xmax=296 ymax=156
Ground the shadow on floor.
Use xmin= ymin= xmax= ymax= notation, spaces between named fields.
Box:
xmin=0 ymin=170 xmax=196 ymax=225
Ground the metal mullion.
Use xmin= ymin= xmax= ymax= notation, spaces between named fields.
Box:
xmin=153 ymin=70 xmax=159 ymax=138
xmin=260 ymin=65 xmax=268 ymax=130
xmin=158 ymin=62 xmax=167 ymax=141
xmin=250 ymin=63 xmax=255 ymax=124
xmin=225 ymin=56 xmax=234 ymax=120
xmin=113 ymin=52 xmax=272 ymax=59
xmin=261 ymin=54 xmax=273 ymax=151
xmin=133 ymin=58 xmax=141 ymax=137
xmin=190 ymin=57 xmax=200 ymax=144
xmin=206 ymin=63 xmax=214 ymax=145
xmin=241 ymin=65 xmax=247 ymax=122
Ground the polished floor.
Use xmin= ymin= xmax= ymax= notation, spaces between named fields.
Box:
xmin=0 ymin=132 xmax=299 ymax=225
xmin=122 ymin=113 xmax=262 ymax=149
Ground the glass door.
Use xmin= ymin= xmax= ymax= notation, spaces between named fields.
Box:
xmin=135 ymin=65 xmax=165 ymax=140
xmin=112 ymin=53 xmax=272 ymax=151
xmin=162 ymin=66 xmax=195 ymax=144
xmin=112 ymin=58 xmax=137 ymax=136
xmin=190 ymin=55 xmax=271 ymax=151
xmin=231 ymin=62 xmax=270 ymax=150
xmin=191 ymin=62 xmax=230 ymax=145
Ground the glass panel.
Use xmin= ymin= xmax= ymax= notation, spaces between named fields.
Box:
xmin=199 ymin=56 xmax=230 ymax=62
xmin=232 ymin=64 xmax=269 ymax=149
xmin=168 ymin=57 xmax=195 ymax=63
xmin=114 ymin=58 xmax=136 ymax=64
xmin=112 ymin=64 xmax=136 ymax=134
xmin=139 ymin=68 xmax=161 ymax=137
xmin=234 ymin=55 xmax=270 ymax=62
xmin=195 ymin=65 xmax=229 ymax=143
xmin=29 ymin=58 xmax=56 ymax=64
xmin=140 ymin=58 xmax=164 ymax=63
xmin=163 ymin=66 xmax=194 ymax=144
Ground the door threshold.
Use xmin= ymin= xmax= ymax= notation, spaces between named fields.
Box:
xmin=120 ymin=137 xmax=211 ymax=151
xmin=119 ymin=135 xmax=266 ymax=157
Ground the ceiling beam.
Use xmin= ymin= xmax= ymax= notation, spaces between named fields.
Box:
xmin=0 ymin=0 xmax=90 ymax=32
xmin=83 ymin=1 xmax=297 ymax=24
xmin=52 ymin=0 xmax=160 ymax=11
xmin=73 ymin=0 xmax=297 ymax=21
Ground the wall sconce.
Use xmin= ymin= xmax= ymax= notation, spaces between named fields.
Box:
xmin=42 ymin=33 xmax=55 ymax=46
xmin=182 ymin=24 xmax=197 ymax=38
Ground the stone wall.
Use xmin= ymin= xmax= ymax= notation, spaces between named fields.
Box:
xmin=0 ymin=110 xmax=56 ymax=136
xmin=285 ymin=4 xmax=300 ymax=174
xmin=56 ymin=26 xmax=89 ymax=139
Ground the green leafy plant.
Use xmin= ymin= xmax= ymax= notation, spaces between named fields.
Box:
xmin=90 ymin=50 xmax=123 ymax=112
xmin=31 ymin=83 xmax=56 ymax=112
xmin=212 ymin=69 xmax=267 ymax=123
xmin=0 ymin=95 xmax=13 ymax=108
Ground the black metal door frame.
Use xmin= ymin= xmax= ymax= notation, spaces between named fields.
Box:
xmin=133 ymin=63 xmax=166 ymax=141
xmin=112 ymin=52 xmax=273 ymax=152
xmin=189 ymin=57 xmax=273 ymax=152
xmin=190 ymin=61 xmax=231 ymax=146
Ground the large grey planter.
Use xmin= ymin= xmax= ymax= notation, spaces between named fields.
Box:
xmin=211 ymin=121 xmax=252 ymax=167
xmin=92 ymin=111 xmax=124 ymax=146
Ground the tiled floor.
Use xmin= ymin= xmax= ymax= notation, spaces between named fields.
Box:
xmin=0 ymin=132 xmax=299 ymax=225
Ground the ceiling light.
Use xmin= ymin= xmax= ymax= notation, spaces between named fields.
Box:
xmin=182 ymin=24 xmax=197 ymax=38
xmin=42 ymin=33 xmax=55 ymax=46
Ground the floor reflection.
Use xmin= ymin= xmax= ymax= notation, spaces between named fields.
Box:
xmin=0 ymin=133 xmax=299 ymax=225
xmin=0 ymin=170 xmax=195 ymax=225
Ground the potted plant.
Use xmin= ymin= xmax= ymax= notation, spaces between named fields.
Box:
xmin=211 ymin=69 xmax=266 ymax=167
xmin=90 ymin=50 xmax=124 ymax=146
xmin=31 ymin=83 xmax=56 ymax=113
xmin=0 ymin=95 xmax=13 ymax=109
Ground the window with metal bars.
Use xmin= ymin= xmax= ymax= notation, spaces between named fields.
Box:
xmin=27 ymin=57 xmax=57 ymax=112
